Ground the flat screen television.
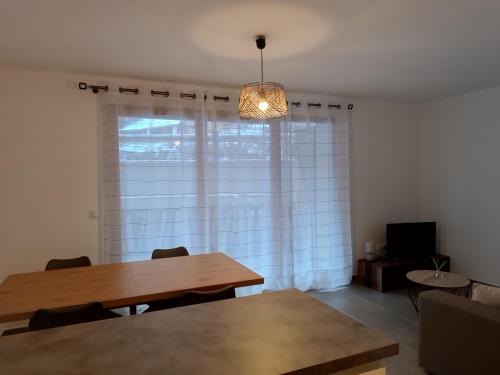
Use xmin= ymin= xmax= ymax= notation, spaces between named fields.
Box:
xmin=386 ymin=222 xmax=436 ymax=258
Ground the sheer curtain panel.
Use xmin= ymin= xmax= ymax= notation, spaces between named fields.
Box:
xmin=99 ymin=93 xmax=352 ymax=293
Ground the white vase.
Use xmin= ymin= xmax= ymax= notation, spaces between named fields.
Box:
xmin=365 ymin=240 xmax=376 ymax=261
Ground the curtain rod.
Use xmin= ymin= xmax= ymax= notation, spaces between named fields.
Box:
xmin=78 ymin=81 xmax=354 ymax=110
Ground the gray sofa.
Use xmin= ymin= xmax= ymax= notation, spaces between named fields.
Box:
xmin=419 ymin=290 xmax=500 ymax=375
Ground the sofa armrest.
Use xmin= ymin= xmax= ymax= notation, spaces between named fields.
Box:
xmin=419 ymin=290 xmax=500 ymax=375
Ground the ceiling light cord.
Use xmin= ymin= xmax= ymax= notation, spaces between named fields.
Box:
xmin=260 ymin=49 xmax=264 ymax=83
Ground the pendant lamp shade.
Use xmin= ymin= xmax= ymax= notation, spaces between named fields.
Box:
xmin=239 ymin=36 xmax=288 ymax=119
xmin=239 ymin=82 xmax=287 ymax=119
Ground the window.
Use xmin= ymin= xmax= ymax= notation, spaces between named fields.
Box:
xmin=101 ymin=97 xmax=352 ymax=293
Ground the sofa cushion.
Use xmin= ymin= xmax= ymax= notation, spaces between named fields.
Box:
xmin=472 ymin=283 xmax=500 ymax=308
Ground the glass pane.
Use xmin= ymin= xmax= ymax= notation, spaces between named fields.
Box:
xmin=119 ymin=116 xmax=195 ymax=161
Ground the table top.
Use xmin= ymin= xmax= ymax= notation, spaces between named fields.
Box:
xmin=0 ymin=289 xmax=398 ymax=375
xmin=0 ymin=252 xmax=263 ymax=323
xmin=407 ymin=270 xmax=469 ymax=288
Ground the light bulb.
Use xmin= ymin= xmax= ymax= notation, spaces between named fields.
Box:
xmin=258 ymin=101 xmax=269 ymax=111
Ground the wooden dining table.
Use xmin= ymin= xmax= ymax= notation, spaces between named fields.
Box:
xmin=0 ymin=252 xmax=264 ymax=323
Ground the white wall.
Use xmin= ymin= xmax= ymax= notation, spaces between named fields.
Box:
xmin=0 ymin=65 xmax=420 ymax=281
xmin=418 ymin=86 xmax=500 ymax=285
xmin=350 ymin=100 xmax=419 ymax=267
xmin=0 ymin=67 xmax=100 ymax=282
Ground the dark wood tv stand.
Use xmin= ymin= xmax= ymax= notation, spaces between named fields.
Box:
xmin=357 ymin=255 xmax=450 ymax=292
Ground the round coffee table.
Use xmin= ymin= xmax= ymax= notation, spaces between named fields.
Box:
xmin=406 ymin=270 xmax=470 ymax=312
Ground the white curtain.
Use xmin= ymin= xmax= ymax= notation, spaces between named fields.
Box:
xmin=100 ymin=93 xmax=352 ymax=293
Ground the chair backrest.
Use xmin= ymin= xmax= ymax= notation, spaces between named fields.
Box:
xmin=28 ymin=302 xmax=114 ymax=331
xmin=151 ymin=246 xmax=189 ymax=260
xmin=182 ymin=285 xmax=236 ymax=306
xmin=144 ymin=285 xmax=236 ymax=313
xmin=45 ymin=256 xmax=92 ymax=271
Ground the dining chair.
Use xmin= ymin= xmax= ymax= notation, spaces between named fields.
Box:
xmin=3 ymin=256 xmax=97 ymax=335
xmin=142 ymin=246 xmax=190 ymax=313
xmin=183 ymin=285 xmax=236 ymax=305
xmin=28 ymin=302 xmax=121 ymax=331
xmin=151 ymin=246 xmax=189 ymax=259
xmin=45 ymin=256 xmax=92 ymax=271
xmin=45 ymin=257 xmax=122 ymax=319
xmin=143 ymin=285 xmax=236 ymax=313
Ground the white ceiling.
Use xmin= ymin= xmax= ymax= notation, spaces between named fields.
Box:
xmin=1 ymin=0 xmax=500 ymax=102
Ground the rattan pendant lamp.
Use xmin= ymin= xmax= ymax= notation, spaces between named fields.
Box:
xmin=239 ymin=36 xmax=288 ymax=119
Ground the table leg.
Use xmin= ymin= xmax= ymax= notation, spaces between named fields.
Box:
xmin=407 ymin=283 xmax=421 ymax=313
xmin=130 ymin=305 xmax=137 ymax=315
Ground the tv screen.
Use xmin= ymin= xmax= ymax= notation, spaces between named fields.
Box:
xmin=386 ymin=222 xmax=436 ymax=258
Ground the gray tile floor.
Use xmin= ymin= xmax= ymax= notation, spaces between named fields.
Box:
xmin=309 ymin=284 xmax=427 ymax=375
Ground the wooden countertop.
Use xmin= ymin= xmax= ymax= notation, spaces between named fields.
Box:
xmin=0 ymin=252 xmax=264 ymax=323
xmin=0 ymin=289 xmax=398 ymax=374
